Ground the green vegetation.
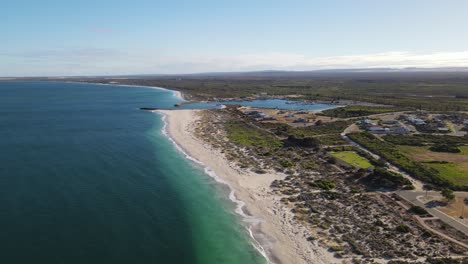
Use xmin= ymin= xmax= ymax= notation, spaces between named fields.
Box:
xmin=383 ymin=134 xmax=468 ymax=146
xmin=280 ymin=160 xmax=293 ymax=168
xmin=440 ymin=188 xmax=455 ymax=202
xmin=321 ymin=105 xmax=404 ymax=118
xmin=397 ymin=145 xmax=468 ymax=187
xmin=459 ymin=146 xmax=468 ymax=154
xmin=360 ymin=167 xmax=412 ymax=190
xmin=426 ymin=257 xmax=468 ymax=264
xmin=285 ymin=135 xmax=320 ymax=149
xmin=265 ymin=120 xmax=352 ymax=138
xmin=331 ymin=151 xmax=373 ymax=169
xmin=425 ymin=162 xmax=468 ymax=187
xmin=429 ymin=144 xmax=461 ymax=153
xmin=308 ymin=179 xmax=336 ymax=190
xmin=395 ymin=224 xmax=410 ymax=233
xmin=79 ymin=74 xmax=468 ymax=111
xmin=225 ymin=120 xmax=283 ymax=148
xmin=348 ymin=132 xmax=460 ymax=189
xmin=408 ymin=206 xmax=430 ymax=216
xmin=314 ymin=134 xmax=349 ymax=146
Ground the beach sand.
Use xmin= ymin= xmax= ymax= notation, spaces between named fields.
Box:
xmin=158 ymin=109 xmax=337 ymax=264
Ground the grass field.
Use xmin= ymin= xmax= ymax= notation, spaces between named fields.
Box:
xmin=398 ymin=145 xmax=468 ymax=187
xmin=398 ymin=146 xmax=468 ymax=163
xmin=331 ymin=151 xmax=373 ymax=169
xmin=424 ymin=162 xmax=468 ymax=187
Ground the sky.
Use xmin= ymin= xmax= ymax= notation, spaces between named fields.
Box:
xmin=2 ymin=0 xmax=468 ymax=76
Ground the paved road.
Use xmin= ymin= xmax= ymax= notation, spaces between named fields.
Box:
xmin=397 ymin=190 xmax=468 ymax=236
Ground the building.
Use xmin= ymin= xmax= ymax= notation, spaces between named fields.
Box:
xmin=437 ymin=127 xmax=450 ymax=133
xmin=368 ymin=125 xmax=409 ymax=134
xmin=389 ymin=126 xmax=410 ymax=134
xmin=293 ymin=117 xmax=308 ymax=123
xmin=262 ymin=115 xmax=276 ymax=121
xmin=368 ymin=126 xmax=388 ymax=134
xmin=406 ymin=115 xmax=426 ymax=126
xmin=382 ymin=119 xmax=398 ymax=125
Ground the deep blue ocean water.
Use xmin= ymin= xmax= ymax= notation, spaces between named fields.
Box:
xmin=0 ymin=81 xmax=265 ymax=264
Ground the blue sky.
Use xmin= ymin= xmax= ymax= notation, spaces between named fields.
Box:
xmin=2 ymin=0 xmax=468 ymax=76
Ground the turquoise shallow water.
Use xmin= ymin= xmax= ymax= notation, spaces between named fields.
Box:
xmin=181 ymin=99 xmax=338 ymax=111
xmin=0 ymin=81 xmax=265 ymax=264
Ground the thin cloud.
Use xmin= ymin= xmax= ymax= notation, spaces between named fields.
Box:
xmin=2 ymin=50 xmax=468 ymax=76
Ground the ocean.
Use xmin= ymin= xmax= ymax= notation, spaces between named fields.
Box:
xmin=0 ymin=81 xmax=265 ymax=264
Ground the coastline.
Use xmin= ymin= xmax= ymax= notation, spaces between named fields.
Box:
xmin=157 ymin=109 xmax=336 ymax=264
xmin=63 ymin=80 xmax=185 ymax=101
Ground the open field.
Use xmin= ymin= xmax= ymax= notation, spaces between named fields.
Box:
xmin=425 ymin=163 xmax=468 ymax=187
xmin=398 ymin=146 xmax=468 ymax=163
xmin=439 ymin=195 xmax=468 ymax=220
xmin=348 ymin=132 xmax=468 ymax=191
xmin=398 ymin=145 xmax=468 ymax=186
xmin=331 ymin=151 xmax=373 ymax=168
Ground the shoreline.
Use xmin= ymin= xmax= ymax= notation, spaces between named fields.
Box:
xmin=62 ymin=80 xmax=186 ymax=101
xmin=157 ymin=109 xmax=336 ymax=264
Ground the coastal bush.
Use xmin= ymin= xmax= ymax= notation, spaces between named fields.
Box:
xmin=408 ymin=206 xmax=429 ymax=216
xmin=225 ymin=120 xmax=283 ymax=148
xmin=99 ymin=77 xmax=468 ymax=111
xmin=429 ymin=144 xmax=461 ymax=153
xmin=348 ymin=132 xmax=458 ymax=190
xmin=326 ymin=156 xmax=337 ymax=164
xmin=285 ymin=135 xmax=320 ymax=149
xmin=309 ymin=179 xmax=336 ymax=190
xmin=360 ymin=167 xmax=412 ymax=190
xmin=280 ymin=160 xmax=293 ymax=168
xmin=321 ymin=105 xmax=402 ymax=118
xmin=395 ymin=224 xmax=410 ymax=233
xmin=383 ymin=134 xmax=468 ymax=146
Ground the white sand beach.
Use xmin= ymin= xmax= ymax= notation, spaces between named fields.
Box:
xmin=158 ymin=109 xmax=337 ymax=264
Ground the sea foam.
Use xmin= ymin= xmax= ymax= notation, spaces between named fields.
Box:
xmin=157 ymin=111 xmax=271 ymax=264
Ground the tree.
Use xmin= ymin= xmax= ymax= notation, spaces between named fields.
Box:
xmin=440 ymin=188 xmax=455 ymax=202
xmin=462 ymin=198 xmax=468 ymax=219
xmin=423 ymin=184 xmax=433 ymax=197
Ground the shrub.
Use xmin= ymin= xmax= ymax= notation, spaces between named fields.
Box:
xmin=429 ymin=144 xmax=461 ymax=153
xmin=395 ymin=224 xmax=410 ymax=233
xmin=408 ymin=206 xmax=429 ymax=216
xmin=309 ymin=179 xmax=336 ymax=190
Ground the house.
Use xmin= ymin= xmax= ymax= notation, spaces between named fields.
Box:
xmin=368 ymin=126 xmax=389 ymax=134
xmin=359 ymin=119 xmax=375 ymax=127
xmin=262 ymin=115 xmax=276 ymax=121
xmin=293 ymin=117 xmax=308 ymax=123
xmin=437 ymin=127 xmax=450 ymax=133
xmin=389 ymin=126 xmax=410 ymax=134
xmin=407 ymin=116 xmax=426 ymax=126
xmin=382 ymin=119 xmax=398 ymax=125
xmin=246 ymin=110 xmax=260 ymax=116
